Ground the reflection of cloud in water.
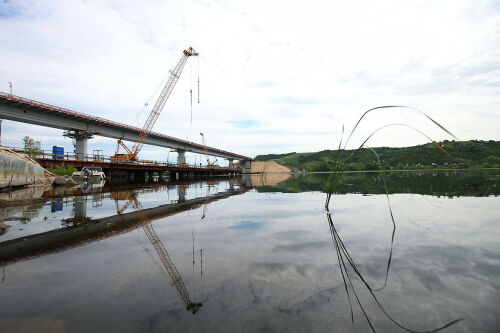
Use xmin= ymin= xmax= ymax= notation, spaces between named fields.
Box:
xmin=399 ymin=245 xmax=500 ymax=290
xmin=273 ymin=240 xmax=331 ymax=253
xmin=248 ymin=262 xmax=312 ymax=279
xmin=278 ymin=287 xmax=337 ymax=315
xmin=230 ymin=220 xmax=267 ymax=230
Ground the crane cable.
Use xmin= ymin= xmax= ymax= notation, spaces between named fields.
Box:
xmin=132 ymin=51 xmax=179 ymax=128
xmin=200 ymin=248 xmax=203 ymax=302
xmin=192 ymin=229 xmax=196 ymax=303
xmin=198 ymin=56 xmax=200 ymax=104
xmin=190 ymin=58 xmax=193 ymax=124
xmin=133 ymin=71 xmax=170 ymax=128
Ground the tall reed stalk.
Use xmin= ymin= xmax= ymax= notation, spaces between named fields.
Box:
xmin=325 ymin=106 xmax=457 ymax=209
xmin=325 ymin=106 xmax=461 ymax=332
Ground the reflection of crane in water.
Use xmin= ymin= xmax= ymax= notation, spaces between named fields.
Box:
xmin=201 ymin=185 xmax=210 ymax=219
xmin=118 ymin=193 xmax=202 ymax=314
xmin=201 ymin=180 xmax=220 ymax=219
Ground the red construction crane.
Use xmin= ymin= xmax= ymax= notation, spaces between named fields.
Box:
xmin=112 ymin=47 xmax=199 ymax=162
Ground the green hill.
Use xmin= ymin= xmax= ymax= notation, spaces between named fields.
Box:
xmin=255 ymin=140 xmax=500 ymax=171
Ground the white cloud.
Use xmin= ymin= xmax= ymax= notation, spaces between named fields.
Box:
xmin=0 ymin=0 xmax=499 ymax=160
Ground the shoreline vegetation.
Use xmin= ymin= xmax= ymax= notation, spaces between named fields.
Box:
xmin=46 ymin=166 xmax=78 ymax=176
xmin=256 ymin=140 xmax=500 ymax=172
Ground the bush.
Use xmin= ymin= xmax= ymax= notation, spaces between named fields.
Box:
xmin=47 ymin=166 xmax=78 ymax=176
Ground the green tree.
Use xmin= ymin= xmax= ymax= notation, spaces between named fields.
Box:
xmin=23 ymin=136 xmax=42 ymax=158
xmin=364 ymin=161 xmax=378 ymax=170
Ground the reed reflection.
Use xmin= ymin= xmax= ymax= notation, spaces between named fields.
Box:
xmin=325 ymin=172 xmax=462 ymax=332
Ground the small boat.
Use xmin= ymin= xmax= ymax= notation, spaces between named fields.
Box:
xmin=72 ymin=167 xmax=106 ymax=182
xmin=71 ymin=170 xmax=84 ymax=182
xmin=81 ymin=179 xmax=106 ymax=193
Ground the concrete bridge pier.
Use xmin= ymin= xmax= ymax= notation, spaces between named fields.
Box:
xmin=227 ymin=159 xmax=233 ymax=168
xmin=244 ymin=174 xmax=252 ymax=187
xmin=64 ymin=130 xmax=93 ymax=160
xmin=178 ymin=186 xmax=186 ymax=202
xmin=177 ymin=150 xmax=186 ymax=166
xmin=242 ymin=160 xmax=252 ymax=174
xmin=75 ymin=137 xmax=87 ymax=160
xmin=73 ymin=196 xmax=87 ymax=219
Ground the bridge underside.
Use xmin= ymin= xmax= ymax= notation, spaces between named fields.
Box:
xmin=0 ymin=92 xmax=251 ymax=163
xmin=38 ymin=158 xmax=241 ymax=182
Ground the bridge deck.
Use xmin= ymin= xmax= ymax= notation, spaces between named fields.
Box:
xmin=0 ymin=91 xmax=251 ymax=161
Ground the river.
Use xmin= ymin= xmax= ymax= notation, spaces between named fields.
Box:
xmin=0 ymin=170 xmax=499 ymax=332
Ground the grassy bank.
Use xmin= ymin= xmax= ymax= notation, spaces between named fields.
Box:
xmin=256 ymin=140 xmax=500 ymax=172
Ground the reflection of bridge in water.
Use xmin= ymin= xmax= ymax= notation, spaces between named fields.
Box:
xmin=0 ymin=174 xmax=296 ymax=313
xmin=0 ymin=177 xmax=274 ymax=316
xmin=0 ymin=180 xmax=251 ymax=266
xmin=0 ymin=173 xmax=294 ymax=265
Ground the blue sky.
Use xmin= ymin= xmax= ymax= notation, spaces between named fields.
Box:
xmin=0 ymin=0 xmax=499 ymax=163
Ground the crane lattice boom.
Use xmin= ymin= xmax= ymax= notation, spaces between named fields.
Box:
xmin=200 ymin=132 xmax=217 ymax=166
xmin=113 ymin=47 xmax=198 ymax=162
xmin=142 ymin=222 xmax=201 ymax=313
xmin=200 ymin=132 xmax=210 ymax=165
xmin=129 ymin=197 xmax=202 ymax=313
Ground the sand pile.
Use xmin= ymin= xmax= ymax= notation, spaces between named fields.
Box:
xmin=251 ymin=161 xmax=291 ymax=173
xmin=250 ymin=173 xmax=292 ymax=186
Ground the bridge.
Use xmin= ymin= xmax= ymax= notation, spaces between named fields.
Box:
xmin=0 ymin=92 xmax=252 ymax=166
xmin=37 ymin=156 xmax=242 ymax=182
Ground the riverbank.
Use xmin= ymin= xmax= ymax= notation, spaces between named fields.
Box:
xmin=256 ymin=140 xmax=500 ymax=172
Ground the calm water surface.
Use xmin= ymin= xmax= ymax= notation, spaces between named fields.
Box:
xmin=0 ymin=170 xmax=499 ymax=332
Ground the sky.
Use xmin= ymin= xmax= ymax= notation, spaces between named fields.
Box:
xmin=0 ymin=0 xmax=499 ymax=163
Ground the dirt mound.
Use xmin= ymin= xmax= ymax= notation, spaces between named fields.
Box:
xmin=251 ymin=161 xmax=291 ymax=173
xmin=250 ymin=173 xmax=292 ymax=186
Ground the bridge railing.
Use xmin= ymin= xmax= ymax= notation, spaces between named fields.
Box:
xmin=2 ymin=145 xmax=235 ymax=169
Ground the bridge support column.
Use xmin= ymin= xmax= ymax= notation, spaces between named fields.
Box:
xmin=242 ymin=160 xmax=252 ymax=174
xmin=227 ymin=159 xmax=233 ymax=168
xmin=75 ymin=137 xmax=88 ymax=161
xmin=177 ymin=150 xmax=186 ymax=166
xmin=63 ymin=130 xmax=93 ymax=161
xmin=178 ymin=186 xmax=186 ymax=202
xmin=73 ymin=196 xmax=87 ymax=219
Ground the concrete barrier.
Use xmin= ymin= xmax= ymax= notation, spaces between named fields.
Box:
xmin=0 ymin=149 xmax=45 ymax=188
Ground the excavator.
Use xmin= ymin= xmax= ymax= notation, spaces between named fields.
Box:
xmin=112 ymin=47 xmax=199 ymax=162
xmin=118 ymin=193 xmax=202 ymax=313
